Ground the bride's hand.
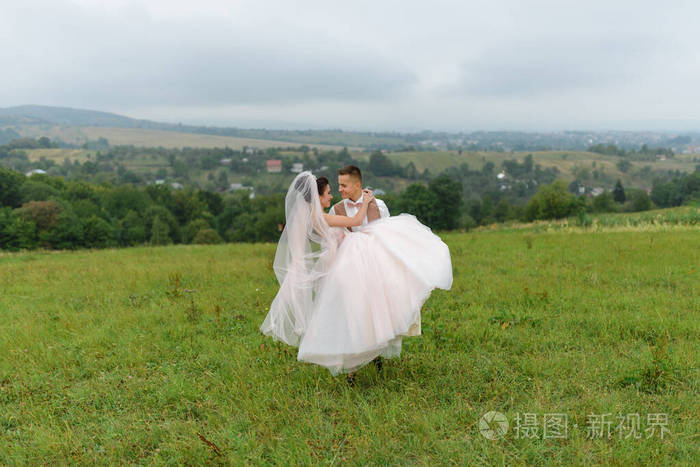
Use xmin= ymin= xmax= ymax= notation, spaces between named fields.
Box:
xmin=362 ymin=189 xmax=374 ymax=202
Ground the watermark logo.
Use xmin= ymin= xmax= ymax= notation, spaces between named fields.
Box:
xmin=478 ymin=411 xmax=670 ymax=440
xmin=479 ymin=411 xmax=509 ymax=440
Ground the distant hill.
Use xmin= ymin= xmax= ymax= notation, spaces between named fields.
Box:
xmin=1 ymin=105 xmax=699 ymax=151
xmin=0 ymin=105 xmax=167 ymax=129
xmin=0 ymin=105 xmax=435 ymax=149
xmin=0 ymin=105 xmax=399 ymax=148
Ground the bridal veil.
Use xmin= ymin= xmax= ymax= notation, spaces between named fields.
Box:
xmin=260 ymin=171 xmax=337 ymax=346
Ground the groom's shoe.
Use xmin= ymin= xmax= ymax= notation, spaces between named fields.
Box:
xmin=346 ymin=372 xmax=356 ymax=386
xmin=373 ymin=356 xmax=383 ymax=373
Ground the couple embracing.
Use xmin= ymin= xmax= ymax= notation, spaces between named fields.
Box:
xmin=260 ymin=165 xmax=453 ymax=384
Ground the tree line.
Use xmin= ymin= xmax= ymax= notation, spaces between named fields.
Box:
xmin=588 ymin=143 xmax=675 ymax=161
xmin=2 ymin=136 xmax=700 ymax=251
xmin=0 ymin=165 xmax=467 ymax=251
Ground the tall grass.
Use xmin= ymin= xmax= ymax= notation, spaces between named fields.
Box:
xmin=480 ymin=205 xmax=700 ymax=234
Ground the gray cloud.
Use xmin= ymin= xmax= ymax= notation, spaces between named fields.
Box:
xmin=2 ymin=0 xmax=700 ymax=131
xmin=454 ymin=36 xmax=660 ymax=97
xmin=1 ymin=0 xmax=416 ymax=108
xmin=35 ymin=43 xmax=417 ymax=107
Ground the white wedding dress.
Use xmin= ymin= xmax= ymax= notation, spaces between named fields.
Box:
xmin=260 ymin=172 xmax=453 ymax=376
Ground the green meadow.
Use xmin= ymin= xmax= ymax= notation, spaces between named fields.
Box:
xmin=1 ymin=220 xmax=698 ymax=464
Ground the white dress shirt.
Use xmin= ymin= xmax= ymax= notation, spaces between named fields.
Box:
xmin=329 ymin=193 xmax=390 ymax=232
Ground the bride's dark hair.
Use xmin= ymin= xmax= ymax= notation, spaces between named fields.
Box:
xmin=294 ymin=174 xmax=329 ymax=203
xmin=316 ymin=176 xmax=329 ymax=196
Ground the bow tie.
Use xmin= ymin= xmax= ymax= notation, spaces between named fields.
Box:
xmin=347 ymin=200 xmax=363 ymax=208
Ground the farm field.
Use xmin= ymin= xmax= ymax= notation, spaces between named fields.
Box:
xmin=366 ymin=150 xmax=700 ymax=188
xmin=16 ymin=125 xmax=348 ymax=151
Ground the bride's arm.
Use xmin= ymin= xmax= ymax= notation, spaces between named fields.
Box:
xmin=323 ymin=190 xmax=374 ymax=228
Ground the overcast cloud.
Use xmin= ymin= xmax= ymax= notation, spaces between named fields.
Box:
xmin=2 ymin=0 xmax=699 ymax=131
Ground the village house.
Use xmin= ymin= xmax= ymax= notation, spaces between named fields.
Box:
xmin=266 ymin=160 xmax=282 ymax=173
xmin=589 ymin=187 xmax=605 ymax=197
xmin=228 ymin=183 xmax=254 ymax=193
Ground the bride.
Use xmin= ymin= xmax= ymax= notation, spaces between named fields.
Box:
xmin=260 ymin=171 xmax=453 ymax=381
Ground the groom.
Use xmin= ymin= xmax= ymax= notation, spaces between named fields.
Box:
xmin=329 ymin=165 xmax=390 ymax=381
xmin=329 ymin=165 xmax=389 ymax=231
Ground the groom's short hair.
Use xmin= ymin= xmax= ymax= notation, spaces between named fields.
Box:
xmin=338 ymin=165 xmax=362 ymax=183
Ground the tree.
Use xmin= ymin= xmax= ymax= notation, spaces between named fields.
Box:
xmin=18 ymin=180 xmax=60 ymax=204
xmin=568 ymin=179 xmax=581 ymax=194
xmin=403 ymin=161 xmax=418 ymax=179
xmin=231 ymin=212 xmax=258 ymax=242
xmin=428 ymin=175 xmax=463 ymax=230
xmin=466 ymin=198 xmax=488 ymax=224
xmin=629 ymin=190 xmax=651 ymax=212
xmin=494 ymin=199 xmax=512 ymax=222
xmin=254 ymin=204 xmax=285 ymax=243
xmin=613 ymin=179 xmax=626 ymax=203
xmin=82 ymin=215 xmax=115 ymax=248
xmin=38 ymin=136 xmax=53 ymax=148
xmin=0 ymin=168 xmax=25 ymax=208
xmin=616 ymin=159 xmax=632 ymax=173
xmin=0 ymin=207 xmax=37 ymax=250
xmin=592 ymin=191 xmax=617 ymax=213
xmin=118 ymin=210 xmax=146 ymax=246
xmin=170 ymin=189 xmax=206 ymax=226
xmin=524 ymin=180 xmax=575 ymax=221
xmin=193 ymin=228 xmax=223 ymax=244
xmin=16 ymin=200 xmax=62 ymax=231
xmin=145 ymin=205 xmax=179 ymax=243
xmin=66 ymin=181 xmax=99 ymax=203
xmin=651 ymin=181 xmax=683 ymax=207
xmin=368 ymin=151 xmax=396 ymax=176
xmin=185 ymin=219 xmax=211 ymax=243
xmin=102 ymin=186 xmax=152 ymax=219
xmin=39 ymin=210 xmax=84 ymax=250
xmin=397 ymin=183 xmax=438 ymax=227
xmin=216 ymin=170 xmax=229 ymax=190
xmin=150 ymin=215 xmax=171 ymax=245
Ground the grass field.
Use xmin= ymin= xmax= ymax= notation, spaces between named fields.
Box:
xmin=476 ymin=205 xmax=700 ymax=234
xmin=0 ymin=222 xmax=698 ymax=464
xmin=26 ymin=148 xmax=95 ymax=164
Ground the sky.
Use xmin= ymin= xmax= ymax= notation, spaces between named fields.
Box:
xmin=2 ymin=0 xmax=700 ymax=132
